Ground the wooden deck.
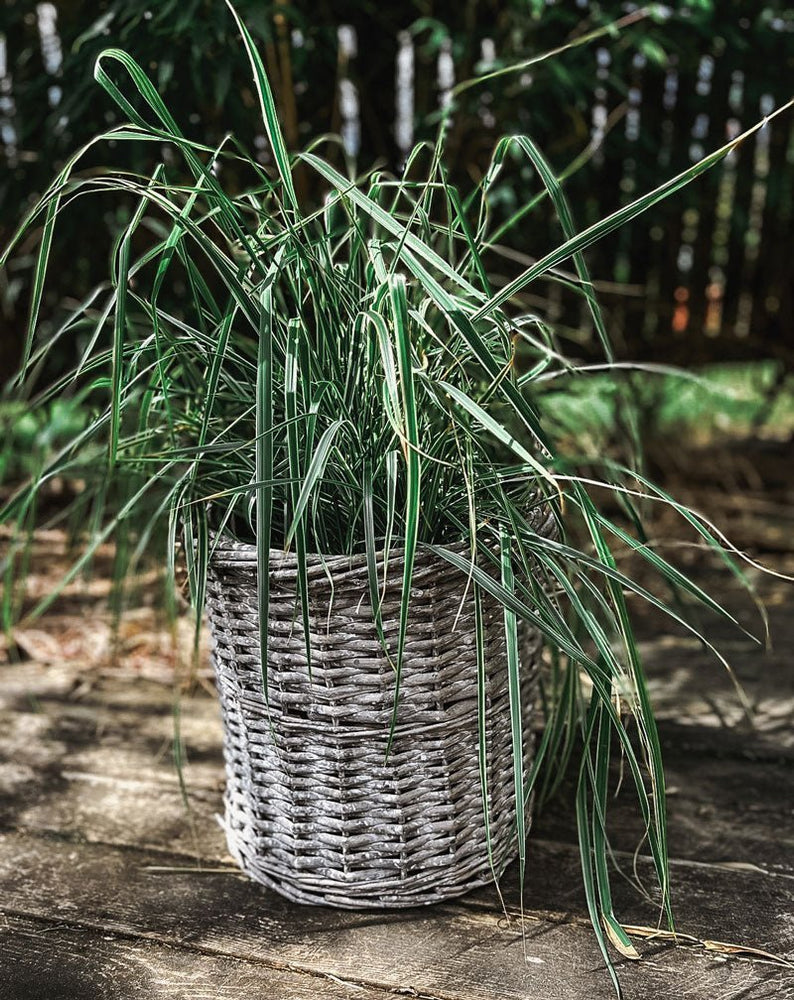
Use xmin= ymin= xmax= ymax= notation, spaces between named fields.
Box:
xmin=0 ymin=545 xmax=793 ymax=999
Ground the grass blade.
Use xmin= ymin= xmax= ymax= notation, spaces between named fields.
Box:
xmin=500 ymin=531 xmax=526 ymax=888
xmin=256 ymin=282 xmax=275 ymax=699
xmin=225 ymin=0 xmax=299 ymax=213
xmin=386 ymin=274 xmax=421 ymax=754
xmin=284 ymin=317 xmax=313 ymax=676
xmin=473 ymin=100 xmax=794 ymax=321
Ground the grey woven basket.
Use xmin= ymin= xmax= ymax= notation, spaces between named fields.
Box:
xmin=206 ymin=513 xmax=554 ymax=908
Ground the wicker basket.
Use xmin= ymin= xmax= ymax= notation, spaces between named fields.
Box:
xmin=206 ymin=517 xmax=553 ymax=908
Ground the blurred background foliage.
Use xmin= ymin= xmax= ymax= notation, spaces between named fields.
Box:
xmin=1 ymin=0 xmax=793 ymax=454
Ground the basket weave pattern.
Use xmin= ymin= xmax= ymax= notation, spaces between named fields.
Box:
xmin=206 ymin=528 xmax=551 ymax=908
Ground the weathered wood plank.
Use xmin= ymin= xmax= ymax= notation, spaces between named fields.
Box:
xmin=641 ymin=639 xmax=794 ymax=750
xmin=2 ymin=661 xmax=791 ymax=876
xmin=1 ymin=553 xmax=793 ymax=997
xmin=535 ymin=735 xmax=794 ymax=877
xmin=0 ymin=914 xmax=392 ymax=1000
xmin=1 ymin=832 xmax=792 ymax=1000
xmin=2 ymin=658 xmax=793 ymax=958
xmin=3 ymin=749 xmax=793 ymax=962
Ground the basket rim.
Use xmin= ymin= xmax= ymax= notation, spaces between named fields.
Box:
xmin=207 ymin=503 xmax=557 ymax=571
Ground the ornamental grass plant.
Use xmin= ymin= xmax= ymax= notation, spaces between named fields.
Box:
xmin=1 ymin=4 xmax=790 ymax=991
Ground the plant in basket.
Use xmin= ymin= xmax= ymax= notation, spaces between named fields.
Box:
xmin=1 ymin=4 xmax=788 ymax=990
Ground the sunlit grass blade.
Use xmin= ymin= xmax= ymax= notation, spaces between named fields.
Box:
xmin=473 ymin=583 xmax=495 ymax=871
xmin=256 ymin=283 xmax=275 ymax=699
xmin=577 ymin=726 xmax=624 ymax=1000
xmin=109 ymin=171 xmax=160 ymax=465
xmin=439 ymin=380 xmax=558 ymax=495
xmin=571 ymin=482 xmax=672 ymax=926
xmin=363 ymin=458 xmax=391 ymax=663
xmin=285 ymin=317 xmax=312 ymax=676
xmin=20 ymin=197 xmax=59 ymax=377
xmin=449 ymin=7 xmax=651 ymax=100
xmin=509 ymin=135 xmax=647 ymax=472
xmin=386 ymin=274 xmax=421 ymax=754
xmin=429 ymin=543 xmax=592 ymax=667
xmin=500 ymin=531 xmax=526 ymax=889
xmin=94 ymin=49 xmax=251 ymax=244
xmin=283 ymin=420 xmax=345 ymax=548
xmin=591 ymin=701 xmax=641 ymax=960
xmin=510 ymin=136 xmax=613 ymax=364
xmin=301 ymin=152 xmax=487 ymax=304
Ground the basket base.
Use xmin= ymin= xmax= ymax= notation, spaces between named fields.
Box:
xmin=220 ymin=803 xmax=522 ymax=908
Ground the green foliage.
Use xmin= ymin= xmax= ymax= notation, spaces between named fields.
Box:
xmin=0 ymin=7 xmax=782 ymax=993
xmin=0 ymin=398 xmax=88 ymax=484
xmin=653 ymin=361 xmax=794 ymax=436
xmin=534 ymin=360 xmax=794 ymax=451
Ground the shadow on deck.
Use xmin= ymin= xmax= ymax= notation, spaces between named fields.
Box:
xmin=0 ymin=539 xmax=792 ymax=1000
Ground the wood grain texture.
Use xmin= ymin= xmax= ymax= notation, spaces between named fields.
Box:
xmin=2 ymin=721 xmax=793 ymax=963
xmin=1 ymin=662 xmax=793 ymax=956
xmin=1 ymin=553 xmax=794 ymax=999
xmin=1 ymin=914 xmax=393 ymax=1000
xmin=2 ymin=661 xmax=791 ymax=875
xmin=1 ymin=832 xmax=792 ymax=1000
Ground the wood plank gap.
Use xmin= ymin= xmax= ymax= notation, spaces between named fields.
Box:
xmin=1 ymin=913 xmax=399 ymax=1000
xmin=2 ymin=831 xmax=791 ymax=1000
xmin=5 ymin=821 xmax=793 ymax=967
xmin=0 ymin=905 xmax=444 ymax=1000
